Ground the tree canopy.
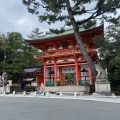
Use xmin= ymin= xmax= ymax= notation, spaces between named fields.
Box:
xmin=23 ymin=0 xmax=120 ymax=29
xmin=0 ymin=32 xmax=42 ymax=82
xmin=23 ymin=0 xmax=120 ymax=81
xmin=92 ymin=23 xmax=120 ymax=84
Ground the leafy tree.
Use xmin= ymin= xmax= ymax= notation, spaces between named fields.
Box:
xmin=93 ymin=23 xmax=120 ymax=84
xmin=0 ymin=33 xmax=11 ymax=74
xmin=65 ymin=73 xmax=73 ymax=84
xmin=23 ymin=0 xmax=120 ymax=81
xmin=22 ymin=42 xmax=42 ymax=66
xmin=28 ymin=27 xmax=44 ymax=39
xmin=104 ymin=24 xmax=120 ymax=84
xmin=0 ymin=32 xmax=42 ymax=82
xmin=92 ymin=34 xmax=109 ymax=61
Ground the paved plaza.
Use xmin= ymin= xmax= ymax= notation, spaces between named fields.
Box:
xmin=1 ymin=91 xmax=120 ymax=103
xmin=0 ymin=95 xmax=120 ymax=120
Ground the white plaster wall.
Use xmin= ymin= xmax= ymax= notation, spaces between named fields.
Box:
xmin=62 ymin=67 xmax=75 ymax=73
xmin=46 ymin=68 xmax=50 ymax=77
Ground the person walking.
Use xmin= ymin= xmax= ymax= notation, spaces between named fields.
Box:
xmin=36 ymin=84 xmax=41 ymax=95
xmin=21 ymin=81 xmax=26 ymax=92
xmin=40 ymin=83 xmax=46 ymax=95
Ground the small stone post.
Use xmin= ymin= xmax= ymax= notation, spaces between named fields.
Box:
xmin=34 ymin=91 xmax=37 ymax=97
xmin=3 ymin=91 xmax=6 ymax=96
xmin=13 ymin=91 xmax=15 ymax=96
xmin=60 ymin=92 xmax=62 ymax=98
xmin=74 ymin=92 xmax=77 ymax=98
xmin=46 ymin=91 xmax=49 ymax=97
xmin=23 ymin=91 xmax=26 ymax=96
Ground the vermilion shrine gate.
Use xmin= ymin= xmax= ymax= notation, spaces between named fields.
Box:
xmin=25 ymin=25 xmax=103 ymax=86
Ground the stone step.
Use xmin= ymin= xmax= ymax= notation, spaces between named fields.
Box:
xmin=45 ymin=86 xmax=85 ymax=92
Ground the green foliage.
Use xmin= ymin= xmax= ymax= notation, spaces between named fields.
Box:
xmin=83 ymin=20 xmax=96 ymax=29
xmin=0 ymin=32 xmax=42 ymax=82
xmin=23 ymin=0 xmax=120 ymax=32
xmin=28 ymin=27 xmax=44 ymax=39
xmin=65 ymin=73 xmax=73 ymax=80
xmin=0 ymin=34 xmax=5 ymax=61
xmin=94 ymin=23 xmax=120 ymax=84
xmin=92 ymin=34 xmax=105 ymax=48
xmin=23 ymin=0 xmax=120 ymax=81
xmin=65 ymin=73 xmax=73 ymax=84
xmin=49 ymin=28 xmax=65 ymax=34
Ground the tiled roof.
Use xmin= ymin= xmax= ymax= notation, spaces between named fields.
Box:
xmin=23 ymin=78 xmax=34 ymax=81
xmin=23 ymin=66 xmax=43 ymax=73
xmin=25 ymin=25 xmax=103 ymax=41
xmin=42 ymin=27 xmax=84 ymax=39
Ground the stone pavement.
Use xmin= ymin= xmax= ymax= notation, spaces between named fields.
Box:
xmin=0 ymin=91 xmax=120 ymax=103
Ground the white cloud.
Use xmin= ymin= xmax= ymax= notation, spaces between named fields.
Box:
xmin=0 ymin=0 xmax=120 ymax=39
xmin=0 ymin=0 xmax=70 ymax=38
xmin=0 ymin=0 xmax=42 ymax=38
xmin=16 ymin=18 xmax=26 ymax=25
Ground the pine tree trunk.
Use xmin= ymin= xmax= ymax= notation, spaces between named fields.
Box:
xmin=66 ymin=0 xmax=96 ymax=81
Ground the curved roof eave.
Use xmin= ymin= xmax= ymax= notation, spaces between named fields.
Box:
xmin=25 ymin=25 xmax=104 ymax=42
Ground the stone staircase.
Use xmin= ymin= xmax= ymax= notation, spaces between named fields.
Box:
xmin=45 ymin=86 xmax=85 ymax=92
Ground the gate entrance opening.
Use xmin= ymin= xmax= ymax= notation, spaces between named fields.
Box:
xmin=65 ymin=73 xmax=76 ymax=85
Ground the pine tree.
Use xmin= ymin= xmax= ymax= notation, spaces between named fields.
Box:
xmin=22 ymin=0 xmax=120 ymax=81
xmin=28 ymin=27 xmax=44 ymax=39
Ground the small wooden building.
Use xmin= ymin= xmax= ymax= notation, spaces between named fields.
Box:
xmin=23 ymin=66 xmax=44 ymax=85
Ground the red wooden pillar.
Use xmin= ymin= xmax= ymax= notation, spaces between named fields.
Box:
xmin=59 ymin=67 xmax=63 ymax=85
xmin=78 ymin=65 xmax=81 ymax=80
xmin=54 ymin=63 xmax=57 ymax=86
xmin=75 ymin=61 xmax=79 ymax=85
xmin=44 ymin=65 xmax=46 ymax=85
xmin=88 ymin=67 xmax=93 ymax=85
